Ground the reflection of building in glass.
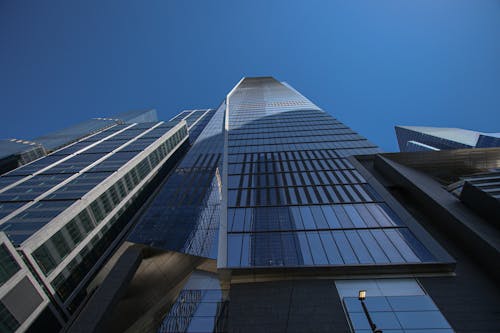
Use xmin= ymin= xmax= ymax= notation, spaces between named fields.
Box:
xmin=3 ymin=78 xmax=499 ymax=333
xmin=70 ymin=78 xmax=498 ymax=333
xmin=0 ymin=109 xmax=214 ymax=332
xmin=395 ymin=125 xmax=500 ymax=152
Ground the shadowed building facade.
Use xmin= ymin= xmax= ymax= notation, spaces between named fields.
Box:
xmin=71 ymin=78 xmax=484 ymax=333
xmin=0 ymin=109 xmax=215 ymax=332
xmin=3 ymin=78 xmax=499 ymax=333
xmin=395 ymin=125 xmax=500 ymax=152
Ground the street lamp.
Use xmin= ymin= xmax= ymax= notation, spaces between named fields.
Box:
xmin=358 ymin=290 xmax=382 ymax=333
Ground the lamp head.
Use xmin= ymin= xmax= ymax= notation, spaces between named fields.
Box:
xmin=358 ymin=290 xmax=366 ymax=301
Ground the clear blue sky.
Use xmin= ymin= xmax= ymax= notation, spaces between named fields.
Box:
xmin=1 ymin=1 xmax=499 ymax=151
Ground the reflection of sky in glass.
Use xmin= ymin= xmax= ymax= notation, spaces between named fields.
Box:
xmin=344 ymin=295 xmax=453 ymax=332
xmin=129 ymin=104 xmax=224 ymax=258
xmin=224 ymin=78 xmax=436 ymax=269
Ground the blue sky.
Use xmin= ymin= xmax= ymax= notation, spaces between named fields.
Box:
xmin=1 ymin=0 xmax=499 ymax=151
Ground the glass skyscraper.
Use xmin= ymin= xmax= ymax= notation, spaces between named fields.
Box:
xmin=219 ymin=78 xmax=446 ymax=272
xmin=0 ymin=109 xmax=159 ymax=177
xmin=0 ymin=109 xmax=206 ymax=332
xmin=2 ymin=77 xmax=498 ymax=333
xmin=395 ymin=125 xmax=500 ymax=152
xmin=72 ymin=77 xmax=457 ymax=333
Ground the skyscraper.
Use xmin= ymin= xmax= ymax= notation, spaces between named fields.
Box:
xmin=0 ymin=109 xmax=216 ymax=332
xmin=395 ymin=125 xmax=500 ymax=152
xmin=2 ymin=77 xmax=499 ymax=333
xmin=68 ymin=77 xmax=488 ymax=333
xmin=0 ymin=109 xmax=159 ymax=176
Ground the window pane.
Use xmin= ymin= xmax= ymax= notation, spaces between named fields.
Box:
xmin=332 ymin=231 xmax=358 ymax=264
xmin=345 ymin=230 xmax=373 ymax=264
xmin=395 ymin=311 xmax=451 ymax=330
xmin=297 ymin=232 xmax=313 ymax=265
xmin=319 ymin=231 xmax=343 ymax=265
xmin=227 ymin=234 xmax=242 ymax=267
xmin=299 ymin=206 xmax=316 ymax=230
xmin=306 ymin=232 xmax=328 ymax=265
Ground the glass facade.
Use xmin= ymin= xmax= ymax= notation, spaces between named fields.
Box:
xmin=222 ymin=77 xmax=437 ymax=270
xmin=158 ymin=271 xmax=227 ymax=333
xmin=131 ymin=77 xmax=456 ymax=333
xmin=0 ymin=139 xmax=46 ymax=177
xmin=0 ymin=117 xmax=190 ymax=320
xmin=337 ymin=279 xmax=454 ymax=333
xmin=344 ymin=295 xmax=453 ymax=332
xmin=0 ymin=122 xmax=186 ymax=244
xmin=0 ymin=78 xmax=465 ymax=332
xmin=395 ymin=126 xmax=500 ymax=152
xmin=129 ymin=105 xmax=223 ymax=258
xmin=122 ymin=77 xmax=457 ymax=333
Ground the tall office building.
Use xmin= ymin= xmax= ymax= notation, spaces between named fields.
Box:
xmin=66 ymin=77 xmax=500 ymax=333
xmin=3 ymin=78 xmax=499 ymax=333
xmin=0 ymin=109 xmax=216 ymax=332
xmin=395 ymin=125 xmax=500 ymax=152
xmin=217 ymin=78 xmax=456 ymax=332
xmin=0 ymin=109 xmax=159 ymax=176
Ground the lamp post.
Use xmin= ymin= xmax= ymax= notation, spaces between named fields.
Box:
xmin=358 ymin=290 xmax=382 ymax=333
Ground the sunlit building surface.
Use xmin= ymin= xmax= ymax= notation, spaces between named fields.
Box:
xmin=2 ymin=78 xmax=499 ymax=332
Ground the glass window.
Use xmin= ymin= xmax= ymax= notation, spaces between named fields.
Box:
xmin=357 ymin=230 xmax=389 ymax=263
xmin=378 ymin=203 xmax=404 ymax=226
xmin=321 ymin=205 xmax=341 ymax=229
xmin=297 ymin=187 xmax=308 ymax=204
xmin=299 ymin=207 xmax=316 ymax=230
xmin=384 ymin=229 xmax=420 ymax=263
xmin=316 ymin=186 xmax=330 ymax=203
xmin=289 ymin=207 xmax=304 ymax=230
xmin=244 ymin=208 xmax=253 ymax=232
xmin=340 ymin=285 xmax=452 ymax=332
xmin=310 ymin=206 xmax=328 ymax=229
xmin=319 ymin=231 xmax=343 ymax=265
xmin=228 ymin=175 xmax=240 ymax=188
xmin=370 ymin=230 xmax=404 ymax=263
xmin=0 ymin=244 xmax=20 ymax=287
xmin=240 ymin=234 xmax=250 ymax=267
xmin=345 ymin=230 xmax=374 ymax=264
xmin=399 ymin=228 xmax=435 ymax=262
xmin=344 ymin=205 xmax=367 ymax=228
xmin=228 ymin=190 xmax=238 ymax=207
xmin=387 ymin=295 xmax=438 ymax=311
xmin=307 ymin=187 xmax=319 ymax=204
xmin=332 ymin=231 xmax=358 ymax=264
xmin=227 ymin=234 xmax=242 ymax=267
xmin=232 ymin=209 xmax=245 ymax=232
xmin=306 ymin=232 xmax=328 ymax=265
xmin=297 ymin=232 xmax=313 ymax=265
xmin=336 ymin=186 xmax=351 ymax=202
xmin=288 ymin=188 xmax=298 ymax=205
xmin=0 ymin=202 xmax=26 ymax=220
xmin=395 ymin=311 xmax=451 ymax=330
xmin=354 ymin=205 xmax=379 ymax=228
xmin=332 ymin=205 xmax=354 ymax=228
xmin=0 ymin=302 xmax=20 ymax=333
